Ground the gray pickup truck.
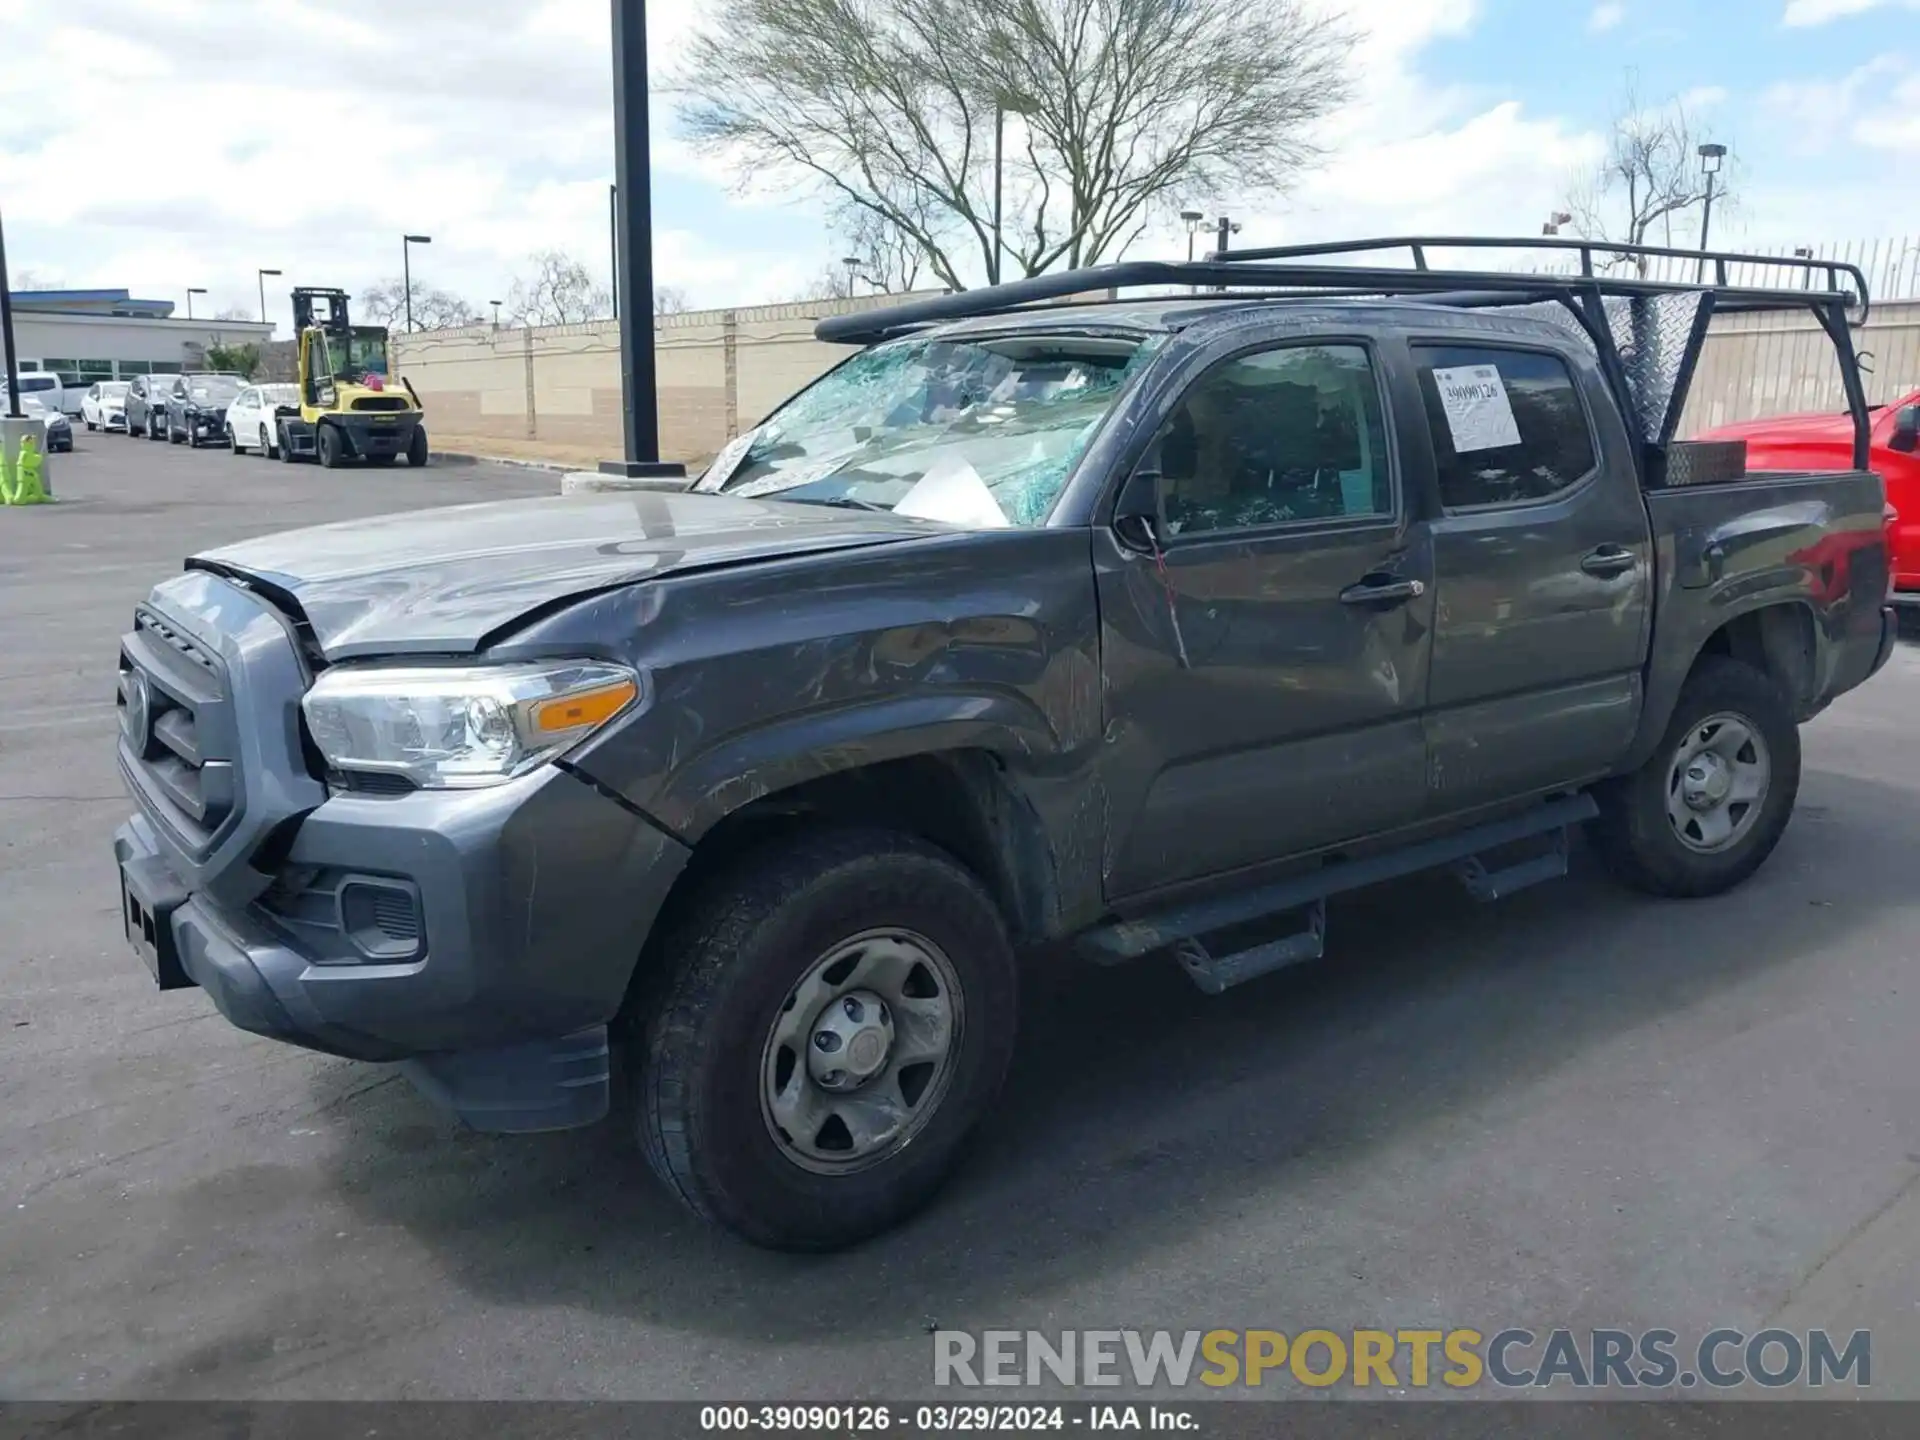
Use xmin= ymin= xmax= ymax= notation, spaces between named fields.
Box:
xmin=114 ymin=238 xmax=1895 ymax=1250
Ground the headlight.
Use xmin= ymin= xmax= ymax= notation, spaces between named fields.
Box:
xmin=301 ymin=660 xmax=643 ymax=789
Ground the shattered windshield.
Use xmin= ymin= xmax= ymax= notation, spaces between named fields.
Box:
xmin=697 ymin=330 xmax=1162 ymax=527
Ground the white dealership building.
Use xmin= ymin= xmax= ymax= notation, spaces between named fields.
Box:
xmin=6 ymin=289 xmax=273 ymax=385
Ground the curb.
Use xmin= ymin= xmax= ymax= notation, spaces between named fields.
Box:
xmin=431 ymin=450 xmax=585 ymax=475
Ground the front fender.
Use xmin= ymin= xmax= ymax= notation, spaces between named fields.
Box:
xmin=590 ymin=689 xmax=1063 ymax=840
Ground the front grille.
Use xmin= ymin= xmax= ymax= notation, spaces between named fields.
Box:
xmin=119 ymin=610 xmax=235 ymax=852
xmin=351 ymin=396 xmax=410 ymax=412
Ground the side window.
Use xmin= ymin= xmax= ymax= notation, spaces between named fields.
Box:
xmin=1415 ymin=345 xmax=1598 ymax=510
xmin=1151 ymin=343 xmax=1393 ymax=538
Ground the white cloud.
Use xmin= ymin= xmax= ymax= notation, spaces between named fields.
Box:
xmin=1783 ymin=0 xmax=1920 ymax=24
xmin=1589 ymin=3 xmax=1626 ymax=32
xmin=1763 ymin=57 xmax=1914 ymax=155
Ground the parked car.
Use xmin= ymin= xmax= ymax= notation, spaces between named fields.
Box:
xmin=3 ymin=372 xmax=67 ymax=415
xmin=162 ymin=373 xmax=246 ymax=448
xmin=111 ymin=239 xmax=1895 ymax=1251
xmin=1696 ymin=389 xmax=1920 ymax=607
xmin=18 ymin=395 xmax=73 ymax=452
xmin=82 ymin=381 xmax=131 ymax=432
xmin=224 ymin=383 xmax=301 ymax=458
xmin=125 ymin=375 xmax=171 ymax=440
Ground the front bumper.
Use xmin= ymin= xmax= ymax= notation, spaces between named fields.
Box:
xmin=103 ymin=411 xmax=127 ymax=430
xmin=115 ymin=763 xmax=692 ymax=1131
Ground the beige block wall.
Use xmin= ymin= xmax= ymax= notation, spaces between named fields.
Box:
xmin=394 ymin=291 xmax=940 ymax=466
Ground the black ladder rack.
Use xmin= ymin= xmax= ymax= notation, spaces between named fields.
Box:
xmin=811 ymin=235 xmax=1874 ymax=473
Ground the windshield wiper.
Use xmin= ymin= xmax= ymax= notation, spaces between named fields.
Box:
xmin=790 ymin=494 xmax=892 ymax=512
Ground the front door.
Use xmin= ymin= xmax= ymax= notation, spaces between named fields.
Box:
xmin=1095 ymin=337 xmax=1435 ymax=900
xmin=1411 ymin=340 xmax=1653 ymax=814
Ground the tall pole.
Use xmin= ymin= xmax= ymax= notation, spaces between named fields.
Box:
xmin=1696 ymin=171 xmax=1717 ymax=283
xmin=0 ymin=205 xmax=21 ymax=417
xmin=257 ymin=268 xmax=281 ymax=329
xmin=991 ymin=103 xmax=1004 ymax=287
xmin=600 ymin=0 xmax=681 ymax=478
xmin=402 ymin=239 xmax=414 ymax=333
xmin=609 ymin=183 xmax=620 ymax=321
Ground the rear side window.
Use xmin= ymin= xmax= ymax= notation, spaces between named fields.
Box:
xmin=1414 ymin=345 xmax=1597 ymax=510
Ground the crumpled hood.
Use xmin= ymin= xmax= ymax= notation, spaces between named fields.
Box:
xmin=190 ymin=490 xmax=944 ymax=659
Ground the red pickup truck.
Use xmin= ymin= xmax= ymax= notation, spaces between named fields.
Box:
xmin=1699 ymin=391 xmax=1920 ymax=604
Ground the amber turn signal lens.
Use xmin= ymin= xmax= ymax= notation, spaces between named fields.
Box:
xmin=530 ymin=678 xmax=639 ymax=734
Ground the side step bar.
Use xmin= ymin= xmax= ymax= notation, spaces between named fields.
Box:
xmin=1081 ymin=794 xmax=1598 ymax=994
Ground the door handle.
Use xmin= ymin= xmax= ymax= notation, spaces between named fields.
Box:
xmin=1580 ymin=545 xmax=1639 ymax=578
xmin=1339 ymin=574 xmax=1426 ymax=607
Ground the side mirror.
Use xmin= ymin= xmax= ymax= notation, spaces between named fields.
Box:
xmin=1113 ymin=467 xmax=1166 ymax=553
xmin=1891 ymin=406 xmax=1920 ymax=455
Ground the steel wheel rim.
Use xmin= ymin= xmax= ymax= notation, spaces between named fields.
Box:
xmin=1665 ymin=710 xmax=1771 ymax=854
xmin=759 ymin=927 xmax=964 ymax=1176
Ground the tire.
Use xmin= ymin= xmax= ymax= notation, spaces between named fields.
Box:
xmin=147 ymin=413 xmax=163 ymax=441
xmin=406 ymin=425 xmax=429 ymax=468
xmin=228 ymin=426 xmax=243 ymax=456
xmin=277 ymin=424 xmax=296 ymax=463
xmin=316 ymin=423 xmax=344 ymax=468
xmin=1590 ymin=656 xmax=1801 ymax=899
xmin=86 ymin=418 xmax=96 ymax=432
xmin=635 ymin=828 xmax=1018 ymax=1251
xmin=259 ymin=424 xmax=274 ymax=459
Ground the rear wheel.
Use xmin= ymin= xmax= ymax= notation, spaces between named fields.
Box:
xmin=634 ymin=829 xmax=1018 ymax=1251
xmin=406 ymin=426 xmax=429 ymax=468
xmin=316 ymin=424 xmax=344 ymax=469
xmin=1591 ymin=656 xmax=1801 ymax=898
xmin=259 ymin=424 xmax=274 ymax=459
xmin=277 ymin=424 xmax=296 ymax=463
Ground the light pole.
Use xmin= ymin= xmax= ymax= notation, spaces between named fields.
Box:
xmin=401 ymin=235 xmax=431 ymax=331
xmin=256 ymin=268 xmax=281 ymax=328
xmin=1181 ymin=210 xmax=1206 ymax=262
xmin=1696 ymin=143 xmax=1727 ymax=281
xmin=609 ymin=183 xmax=620 ymax=320
xmin=1542 ymin=211 xmax=1572 ymax=237
xmin=842 ymin=256 xmax=864 ymax=298
xmin=0 ymin=202 xmax=21 ymax=417
xmin=490 ymin=299 xmax=503 ymax=330
xmin=186 ymin=287 xmax=206 ymax=320
xmin=601 ymin=0 xmax=679 ymax=479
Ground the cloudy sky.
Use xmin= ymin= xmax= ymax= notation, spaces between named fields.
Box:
xmin=0 ymin=0 xmax=1915 ymax=339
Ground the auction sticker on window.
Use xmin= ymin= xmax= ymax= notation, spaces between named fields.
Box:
xmin=1432 ymin=364 xmax=1522 ymax=453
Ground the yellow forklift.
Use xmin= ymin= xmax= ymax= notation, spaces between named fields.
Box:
xmin=280 ymin=287 xmax=428 ymax=468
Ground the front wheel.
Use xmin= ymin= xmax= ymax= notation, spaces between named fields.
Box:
xmin=634 ymin=829 xmax=1018 ymax=1251
xmin=316 ymin=424 xmax=344 ymax=468
xmin=227 ymin=427 xmax=243 ymax=456
xmin=259 ymin=424 xmax=274 ymax=459
xmin=147 ymin=414 xmax=164 ymax=441
xmin=277 ymin=424 xmax=296 ymax=463
xmin=1590 ymin=656 xmax=1801 ymax=898
xmin=406 ymin=426 xmax=429 ymax=467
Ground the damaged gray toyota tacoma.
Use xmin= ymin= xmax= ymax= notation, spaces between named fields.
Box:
xmin=115 ymin=238 xmax=1897 ymax=1249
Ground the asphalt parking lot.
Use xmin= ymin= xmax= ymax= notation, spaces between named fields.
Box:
xmin=4 ymin=434 xmax=1919 ymax=1404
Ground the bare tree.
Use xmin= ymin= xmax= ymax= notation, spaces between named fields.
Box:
xmin=786 ymin=265 xmax=860 ymax=303
xmin=654 ymin=285 xmax=692 ymax=316
xmin=507 ymin=251 xmax=612 ymax=326
xmin=1568 ymin=80 xmax=1733 ymax=275
xmin=676 ymin=0 xmax=1354 ymax=292
xmin=359 ymin=277 xmax=483 ymax=330
xmin=212 ymin=305 xmax=255 ymax=323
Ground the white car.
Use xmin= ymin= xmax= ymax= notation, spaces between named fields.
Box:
xmin=81 ymin=381 xmax=131 ymax=432
xmin=225 ymin=383 xmax=301 ymax=457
